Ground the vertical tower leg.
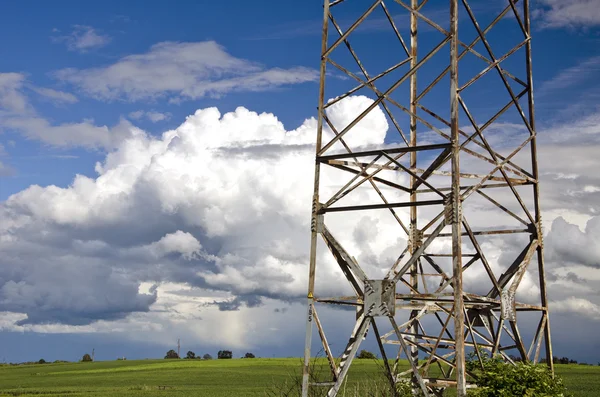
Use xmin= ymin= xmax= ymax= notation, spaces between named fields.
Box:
xmin=523 ymin=0 xmax=553 ymax=374
xmin=450 ymin=0 xmax=466 ymax=395
xmin=409 ymin=0 xmax=420 ymax=394
xmin=301 ymin=2 xmax=329 ymax=396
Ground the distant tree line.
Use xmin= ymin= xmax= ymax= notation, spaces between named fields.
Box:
xmin=1 ymin=359 xmax=68 ymax=366
xmin=553 ymin=356 xmax=580 ymax=365
xmin=511 ymin=355 xmax=595 ymax=366
xmin=163 ymin=349 xmax=255 ymax=360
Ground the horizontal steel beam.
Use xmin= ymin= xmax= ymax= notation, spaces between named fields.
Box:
xmin=317 ymin=143 xmax=451 ymax=162
xmin=320 ymin=199 xmax=444 ymax=213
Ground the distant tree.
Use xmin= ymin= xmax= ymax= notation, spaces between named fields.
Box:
xmin=218 ymin=350 xmax=232 ymax=359
xmin=186 ymin=351 xmax=196 ymax=359
xmin=81 ymin=353 xmax=92 ymax=362
xmin=38 ymin=359 xmax=46 ymax=364
xmin=357 ymin=350 xmax=376 ymax=359
xmin=164 ymin=349 xmax=179 ymax=359
xmin=244 ymin=352 xmax=255 ymax=359
xmin=203 ymin=354 xmax=213 ymax=360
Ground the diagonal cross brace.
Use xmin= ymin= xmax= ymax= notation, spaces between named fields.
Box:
xmin=318 ymin=36 xmax=451 ymax=155
xmin=389 ymin=317 xmax=432 ymax=396
xmin=390 ymin=219 xmax=447 ymax=283
xmin=412 ymin=147 xmax=452 ymax=191
xmin=509 ymin=239 xmax=539 ymax=295
xmin=486 ymin=239 xmax=538 ymax=299
xmin=321 ymin=225 xmax=368 ymax=295
xmin=312 ymin=304 xmax=339 ymax=380
xmin=326 ymin=315 xmax=371 ymax=396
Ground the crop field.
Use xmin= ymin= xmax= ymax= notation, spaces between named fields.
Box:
xmin=0 ymin=358 xmax=598 ymax=396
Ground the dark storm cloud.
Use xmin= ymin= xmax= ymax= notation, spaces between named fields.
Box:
xmin=0 ymin=255 xmax=157 ymax=326
xmin=213 ymin=295 xmax=264 ymax=312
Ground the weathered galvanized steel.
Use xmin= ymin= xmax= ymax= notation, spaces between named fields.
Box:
xmin=302 ymin=1 xmax=553 ymax=396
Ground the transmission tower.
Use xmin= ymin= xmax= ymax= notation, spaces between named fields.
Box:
xmin=302 ymin=1 xmax=553 ymax=396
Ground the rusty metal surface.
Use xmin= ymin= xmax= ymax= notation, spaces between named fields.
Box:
xmin=302 ymin=1 xmax=552 ymax=396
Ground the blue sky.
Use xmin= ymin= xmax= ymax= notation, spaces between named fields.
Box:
xmin=1 ymin=0 xmax=600 ymax=364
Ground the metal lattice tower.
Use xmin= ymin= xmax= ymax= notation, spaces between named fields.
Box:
xmin=302 ymin=1 xmax=553 ymax=396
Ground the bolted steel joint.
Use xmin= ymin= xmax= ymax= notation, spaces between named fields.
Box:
xmin=528 ymin=221 xmax=544 ymax=248
xmin=537 ymin=218 xmax=544 ymax=249
xmin=409 ymin=224 xmax=424 ymax=250
xmin=444 ymin=192 xmax=462 ymax=224
xmin=501 ymin=290 xmax=516 ymax=321
xmin=310 ymin=195 xmax=323 ymax=233
xmin=364 ymin=280 xmax=396 ymax=317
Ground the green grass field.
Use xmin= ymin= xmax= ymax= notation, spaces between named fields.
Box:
xmin=0 ymin=358 xmax=598 ymax=396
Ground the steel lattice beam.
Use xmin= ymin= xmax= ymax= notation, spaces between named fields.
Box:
xmin=302 ymin=1 xmax=553 ymax=396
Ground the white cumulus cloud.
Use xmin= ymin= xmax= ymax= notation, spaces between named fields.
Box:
xmin=551 ymin=297 xmax=600 ymax=320
xmin=147 ymin=231 xmax=203 ymax=260
xmin=1 ymin=93 xmax=600 ymax=354
xmin=0 ymin=95 xmax=393 ymax=328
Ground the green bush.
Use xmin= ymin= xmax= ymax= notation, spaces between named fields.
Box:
xmin=81 ymin=354 xmax=92 ymax=362
xmin=467 ymin=351 xmax=572 ymax=397
xmin=357 ymin=349 xmax=377 ymax=359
